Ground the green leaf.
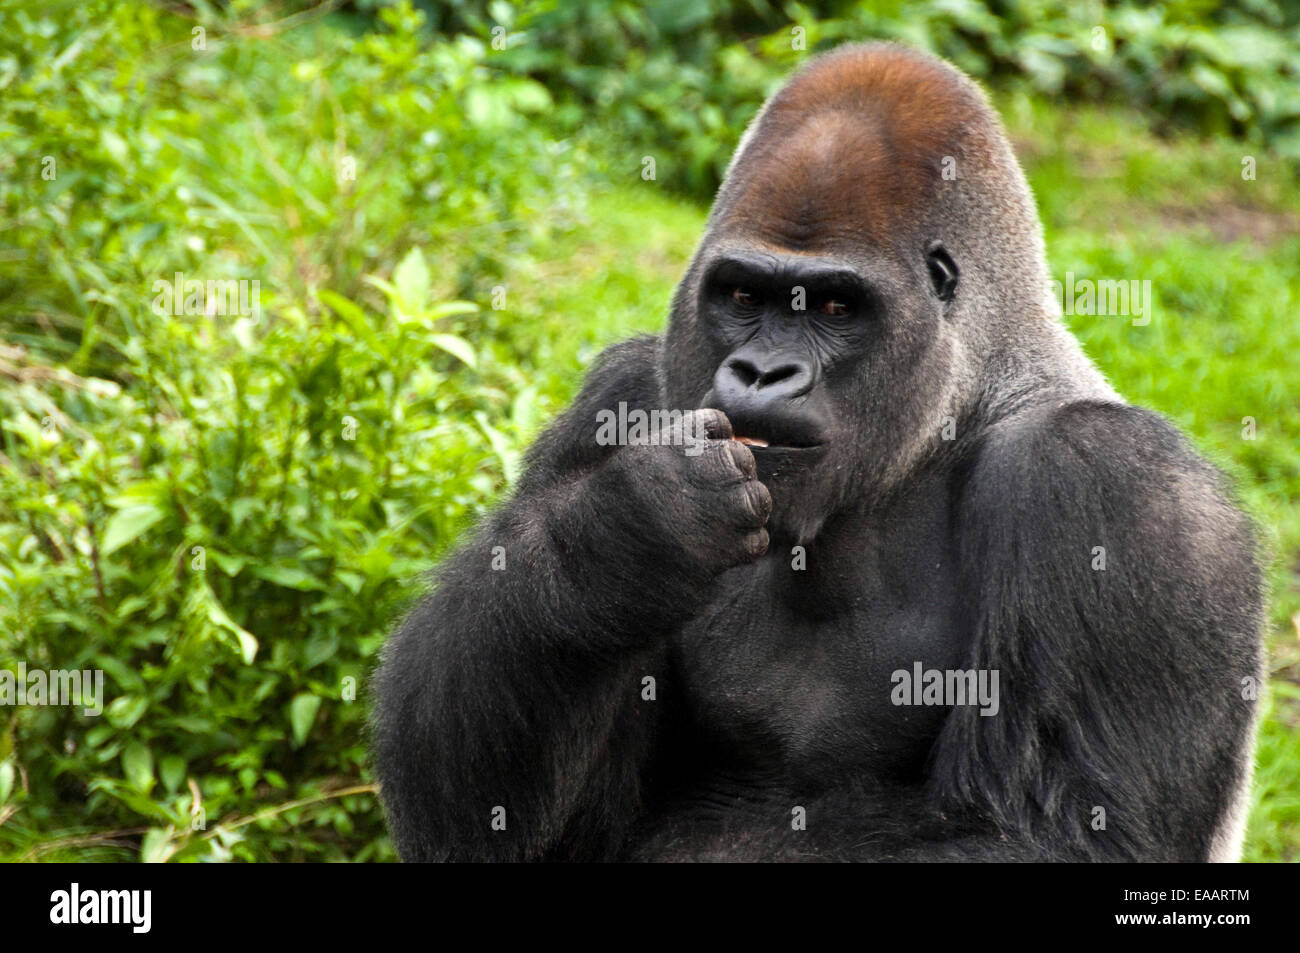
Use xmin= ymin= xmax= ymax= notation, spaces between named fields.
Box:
xmin=231 ymin=317 xmax=256 ymax=350
xmin=122 ymin=741 xmax=154 ymax=794
xmin=464 ymin=85 xmax=510 ymax=128
xmin=86 ymin=779 xmax=172 ymax=822
xmin=475 ymin=411 xmax=520 ymax=486
xmin=140 ymin=828 xmax=175 ymax=864
xmin=101 ymin=503 xmax=166 ymax=555
xmin=512 ymin=384 xmax=541 ymax=439
xmin=0 ymin=761 xmax=14 ymax=804
xmin=234 ymin=631 xmax=258 ymax=666
xmin=94 ymin=654 xmax=146 ymax=694
xmin=106 ymin=695 xmax=149 ymax=729
xmin=336 ymin=570 xmax=365 ymax=595
xmin=318 ymin=289 xmax=381 ymax=352
xmin=362 ymin=275 xmax=398 ymax=302
xmin=160 ymin=755 xmax=186 ymax=794
xmin=200 ymin=589 xmax=258 ymax=664
xmin=251 ymin=564 xmax=325 ymax=591
xmin=290 ymin=693 xmax=321 ymax=747
xmin=303 ymin=633 xmax=339 ymax=669
xmin=316 ymin=288 xmax=368 ymax=326
xmin=430 ymin=333 xmax=477 ymax=369
xmin=503 ymin=78 xmax=552 ymax=113
xmin=208 ymin=551 xmax=248 ymax=577
xmin=392 ymin=247 xmax=430 ymax=316
xmin=427 ymin=300 xmax=479 ymax=321
xmin=100 ymin=128 xmax=130 ymax=165
xmin=108 ymin=481 xmax=168 ymax=508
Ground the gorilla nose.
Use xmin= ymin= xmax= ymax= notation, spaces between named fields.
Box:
xmin=715 ymin=355 xmax=815 ymax=404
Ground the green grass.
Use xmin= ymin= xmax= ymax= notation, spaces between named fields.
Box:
xmin=496 ymin=102 xmax=1300 ymax=862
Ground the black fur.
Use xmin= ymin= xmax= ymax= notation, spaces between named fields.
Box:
xmin=372 ymin=46 xmax=1263 ymax=862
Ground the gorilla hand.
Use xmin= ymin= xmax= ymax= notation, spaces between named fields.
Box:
xmin=599 ymin=408 xmax=772 ymax=577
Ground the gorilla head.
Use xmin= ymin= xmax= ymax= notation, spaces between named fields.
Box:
xmin=663 ymin=44 xmax=1059 ymax=543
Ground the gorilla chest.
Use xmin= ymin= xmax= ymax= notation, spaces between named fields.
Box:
xmin=673 ymin=539 xmax=967 ymax=780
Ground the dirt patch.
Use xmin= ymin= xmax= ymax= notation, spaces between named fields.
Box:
xmin=1157 ymin=200 xmax=1300 ymax=245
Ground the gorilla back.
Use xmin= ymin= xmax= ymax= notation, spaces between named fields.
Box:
xmin=373 ymin=44 xmax=1263 ymax=862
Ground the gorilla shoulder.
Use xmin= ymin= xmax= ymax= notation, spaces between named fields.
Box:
xmin=962 ymin=397 xmax=1261 ymax=661
xmin=969 ymin=399 xmax=1258 ymax=585
xmin=931 ymin=399 xmax=1262 ymax=860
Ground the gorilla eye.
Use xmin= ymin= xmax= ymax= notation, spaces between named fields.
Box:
xmin=820 ymin=299 xmax=850 ymax=316
xmin=731 ymin=287 xmax=761 ymax=308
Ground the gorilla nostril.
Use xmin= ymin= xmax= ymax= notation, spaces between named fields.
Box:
xmin=727 ymin=359 xmax=760 ymax=388
xmin=757 ymin=364 xmax=800 ymax=388
xmin=719 ymin=355 xmax=813 ymax=398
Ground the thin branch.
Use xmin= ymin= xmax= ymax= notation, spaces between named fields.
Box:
xmin=201 ymin=783 xmax=378 ymax=838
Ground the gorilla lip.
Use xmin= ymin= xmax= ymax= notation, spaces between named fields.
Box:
xmin=731 ymin=434 xmax=824 ymax=453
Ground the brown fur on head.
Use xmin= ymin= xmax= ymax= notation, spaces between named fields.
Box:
xmin=717 ymin=45 xmax=992 ymax=252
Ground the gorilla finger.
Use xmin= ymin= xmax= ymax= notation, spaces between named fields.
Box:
xmin=725 ymin=438 xmax=757 ymax=480
xmin=726 ymin=480 xmax=772 ymax=526
xmin=688 ymin=408 xmax=732 ymax=442
xmin=688 ymin=439 xmax=751 ymax=486
xmin=739 ymin=528 xmax=770 ymax=561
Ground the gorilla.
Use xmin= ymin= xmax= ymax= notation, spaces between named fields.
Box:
xmin=373 ymin=43 xmax=1263 ymax=862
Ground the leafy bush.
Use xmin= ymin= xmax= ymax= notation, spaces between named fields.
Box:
xmin=0 ymin=0 xmax=574 ymax=374
xmin=0 ymin=0 xmax=572 ymax=861
xmin=0 ymin=241 xmax=549 ymax=859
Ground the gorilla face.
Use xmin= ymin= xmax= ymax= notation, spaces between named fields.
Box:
xmin=674 ymin=235 xmax=961 ymax=543
xmin=657 ymin=48 xmax=1005 ymax=544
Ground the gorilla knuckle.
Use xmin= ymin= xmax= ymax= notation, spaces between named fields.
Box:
xmin=687 ymin=408 xmax=732 ymax=441
xmin=726 ymin=439 xmax=758 ymax=480
xmin=733 ymin=479 xmax=772 ymax=525
xmin=739 ymin=528 xmax=770 ymax=561
xmin=685 ymin=439 xmax=748 ymax=486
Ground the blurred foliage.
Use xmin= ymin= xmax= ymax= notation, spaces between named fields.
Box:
xmin=473 ymin=0 xmax=1300 ymax=196
xmin=0 ymin=0 xmax=581 ymax=375
xmin=176 ymin=0 xmax=1300 ymax=197
xmin=0 ymin=0 xmax=1296 ymax=861
xmin=0 ymin=0 xmax=566 ymax=861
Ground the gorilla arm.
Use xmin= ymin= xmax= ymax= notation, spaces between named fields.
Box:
xmin=918 ymin=399 xmax=1262 ymax=861
xmin=374 ymin=336 xmax=670 ymax=862
xmin=373 ymin=335 xmax=772 ymax=862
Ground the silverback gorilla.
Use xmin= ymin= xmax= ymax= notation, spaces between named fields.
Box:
xmin=374 ymin=43 xmax=1263 ymax=862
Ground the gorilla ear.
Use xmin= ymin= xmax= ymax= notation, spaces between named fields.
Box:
xmin=925 ymin=242 xmax=959 ymax=305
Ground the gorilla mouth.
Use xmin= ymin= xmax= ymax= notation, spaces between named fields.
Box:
xmin=710 ymin=398 xmax=828 ymax=451
xmin=731 ymin=434 xmax=823 ymax=452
